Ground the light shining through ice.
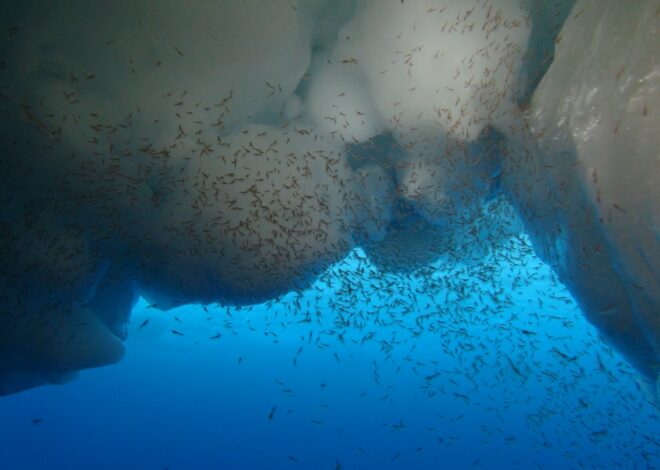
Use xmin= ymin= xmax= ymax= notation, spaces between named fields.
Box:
xmin=0 ymin=0 xmax=658 ymax=469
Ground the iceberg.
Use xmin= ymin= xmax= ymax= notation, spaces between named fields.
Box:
xmin=0 ymin=0 xmax=657 ymax=396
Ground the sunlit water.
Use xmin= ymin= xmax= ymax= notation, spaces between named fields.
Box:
xmin=1 ymin=237 xmax=657 ymax=470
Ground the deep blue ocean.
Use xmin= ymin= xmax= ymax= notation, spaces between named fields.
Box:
xmin=1 ymin=241 xmax=658 ymax=470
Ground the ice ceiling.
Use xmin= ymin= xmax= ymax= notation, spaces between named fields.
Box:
xmin=0 ymin=0 xmax=658 ymax=396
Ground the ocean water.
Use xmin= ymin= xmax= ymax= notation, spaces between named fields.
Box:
xmin=1 ymin=242 xmax=658 ymax=470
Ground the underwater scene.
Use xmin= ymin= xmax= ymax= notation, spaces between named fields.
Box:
xmin=0 ymin=0 xmax=658 ymax=469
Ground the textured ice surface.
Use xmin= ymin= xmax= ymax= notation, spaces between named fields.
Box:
xmin=502 ymin=0 xmax=659 ymax=381
xmin=0 ymin=0 xmax=657 ymax=395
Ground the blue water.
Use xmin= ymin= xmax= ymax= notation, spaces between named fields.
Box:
xmin=1 ymin=242 xmax=658 ymax=469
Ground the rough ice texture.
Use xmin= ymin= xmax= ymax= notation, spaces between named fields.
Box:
xmin=501 ymin=0 xmax=659 ymax=382
xmin=136 ymin=123 xmax=393 ymax=308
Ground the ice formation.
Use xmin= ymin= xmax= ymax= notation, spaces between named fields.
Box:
xmin=501 ymin=0 xmax=660 ymax=381
xmin=0 ymin=0 xmax=657 ymax=395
